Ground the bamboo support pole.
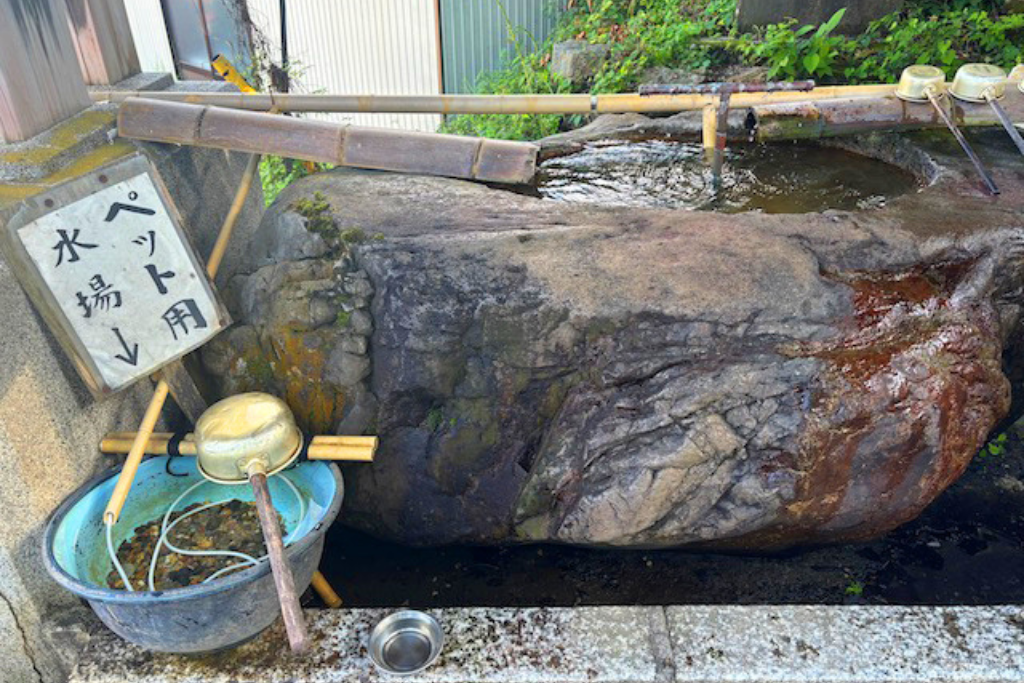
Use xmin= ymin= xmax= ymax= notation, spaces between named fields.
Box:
xmin=701 ymin=104 xmax=717 ymax=160
xmin=117 ymin=98 xmax=538 ymax=185
xmin=311 ymin=571 xmax=343 ymax=608
xmin=92 ymin=85 xmax=896 ymax=115
xmin=103 ymin=381 xmax=169 ymax=525
xmin=750 ymin=90 xmax=1024 ymax=141
xmin=102 ymin=141 xmax=262 ymax=525
xmin=100 ymin=432 xmax=377 ymax=462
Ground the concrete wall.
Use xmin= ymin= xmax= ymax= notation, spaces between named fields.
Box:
xmin=0 ymin=101 xmax=263 ymax=682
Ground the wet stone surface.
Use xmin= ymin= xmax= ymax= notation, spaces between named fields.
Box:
xmin=72 ymin=607 xmax=662 ymax=683
xmin=203 ymin=126 xmax=1024 ymax=551
xmin=71 ymin=605 xmax=1024 ymax=682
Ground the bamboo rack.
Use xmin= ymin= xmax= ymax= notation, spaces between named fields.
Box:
xmin=101 ymin=432 xmax=377 ymax=462
xmin=750 ymin=91 xmax=1024 ymax=141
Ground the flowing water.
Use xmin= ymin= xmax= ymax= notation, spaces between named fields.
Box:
xmin=535 ymin=140 xmax=919 ymax=213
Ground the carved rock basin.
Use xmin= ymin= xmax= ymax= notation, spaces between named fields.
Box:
xmin=204 ymin=126 xmax=1024 ymax=549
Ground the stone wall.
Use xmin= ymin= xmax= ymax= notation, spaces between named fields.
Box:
xmin=0 ymin=97 xmax=263 ymax=681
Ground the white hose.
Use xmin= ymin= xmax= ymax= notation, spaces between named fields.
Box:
xmin=143 ymin=471 xmax=307 ymax=591
xmin=199 ymin=472 xmax=307 ymax=585
xmin=106 ymin=520 xmax=134 ymax=592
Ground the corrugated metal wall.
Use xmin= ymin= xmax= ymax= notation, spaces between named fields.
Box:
xmin=247 ymin=0 xmax=442 ymax=132
xmin=439 ymin=0 xmax=563 ymax=94
xmin=123 ymin=0 xmax=176 ymax=76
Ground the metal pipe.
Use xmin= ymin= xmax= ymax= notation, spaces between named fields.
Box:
xmin=640 ymin=80 xmax=815 ymax=96
xmin=926 ymin=89 xmax=999 ymax=195
xmin=985 ymin=94 xmax=1024 ymax=157
xmin=711 ymin=91 xmax=732 ymax=192
xmin=90 ymin=85 xmax=896 ymax=114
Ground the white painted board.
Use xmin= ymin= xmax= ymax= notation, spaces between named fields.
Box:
xmin=0 ymin=156 xmax=229 ymax=395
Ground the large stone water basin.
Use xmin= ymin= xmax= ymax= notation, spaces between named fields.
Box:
xmin=201 ymin=121 xmax=1024 ymax=550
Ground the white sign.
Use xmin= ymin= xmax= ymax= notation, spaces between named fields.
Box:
xmin=12 ymin=168 xmax=226 ymax=393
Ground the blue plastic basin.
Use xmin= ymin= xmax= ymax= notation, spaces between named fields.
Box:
xmin=43 ymin=456 xmax=343 ymax=653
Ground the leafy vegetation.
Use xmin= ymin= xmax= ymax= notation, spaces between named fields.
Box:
xmin=978 ymin=431 xmax=1009 ymax=460
xmin=260 ymin=156 xmax=332 ymax=207
xmin=447 ymin=0 xmax=1024 ymax=140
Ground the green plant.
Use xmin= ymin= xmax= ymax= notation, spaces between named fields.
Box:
xmin=440 ymin=0 xmax=571 ymax=140
xmin=844 ymin=580 xmax=864 ymax=596
xmin=978 ymin=432 xmax=1009 ymax=459
xmin=737 ymin=8 xmax=847 ymax=80
xmin=260 ymin=156 xmax=332 ymax=206
xmin=843 ymin=6 xmax=1024 ymax=83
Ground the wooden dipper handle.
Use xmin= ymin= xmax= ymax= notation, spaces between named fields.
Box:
xmin=250 ymin=471 xmax=310 ymax=654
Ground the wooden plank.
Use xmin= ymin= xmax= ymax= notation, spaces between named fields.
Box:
xmin=0 ymin=0 xmax=91 ymax=142
xmin=0 ymin=155 xmax=231 ymax=396
xmin=64 ymin=0 xmax=140 ymax=85
xmin=159 ymin=358 xmax=209 ymax=424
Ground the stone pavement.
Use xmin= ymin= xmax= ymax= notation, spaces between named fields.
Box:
xmin=71 ymin=605 xmax=1024 ymax=683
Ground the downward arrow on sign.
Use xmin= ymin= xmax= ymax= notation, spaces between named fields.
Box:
xmin=112 ymin=327 xmax=139 ymax=366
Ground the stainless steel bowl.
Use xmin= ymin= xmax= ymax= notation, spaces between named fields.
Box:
xmin=368 ymin=611 xmax=444 ymax=675
xmin=950 ymin=63 xmax=1007 ymax=103
xmin=895 ymin=65 xmax=945 ymax=102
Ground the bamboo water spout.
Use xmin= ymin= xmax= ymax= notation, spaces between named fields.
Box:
xmin=117 ymin=97 xmax=537 ymax=185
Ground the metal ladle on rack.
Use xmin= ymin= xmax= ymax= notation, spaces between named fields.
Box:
xmin=193 ymin=392 xmax=310 ymax=654
xmin=949 ymin=63 xmax=1024 ymax=158
xmin=895 ymin=65 xmax=999 ymax=196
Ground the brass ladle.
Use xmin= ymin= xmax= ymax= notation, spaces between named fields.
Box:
xmin=193 ymin=392 xmax=310 ymax=654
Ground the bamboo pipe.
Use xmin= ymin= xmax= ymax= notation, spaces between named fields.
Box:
xmin=92 ymin=85 xmax=896 ymax=114
xmin=100 ymin=432 xmax=377 ymax=462
xmin=117 ymin=97 xmax=537 ymax=185
xmin=102 ymin=141 xmax=262 ymax=526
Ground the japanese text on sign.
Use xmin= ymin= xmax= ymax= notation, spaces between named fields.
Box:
xmin=16 ymin=172 xmax=224 ymax=391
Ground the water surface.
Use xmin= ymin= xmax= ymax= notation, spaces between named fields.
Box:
xmin=535 ymin=140 xmax=919 ymax=213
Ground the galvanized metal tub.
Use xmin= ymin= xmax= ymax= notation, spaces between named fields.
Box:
xmin=43 ymin=455 xmax=343 ymax=653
